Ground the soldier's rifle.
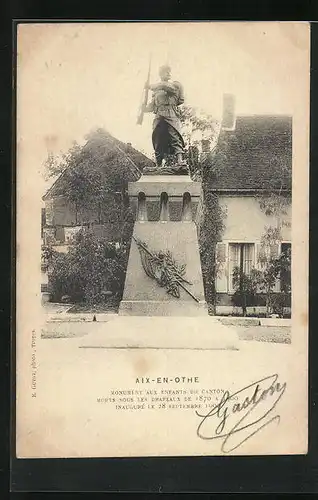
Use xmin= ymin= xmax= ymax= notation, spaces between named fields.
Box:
xmin=136 ymin=54 xmax=152 ymax=125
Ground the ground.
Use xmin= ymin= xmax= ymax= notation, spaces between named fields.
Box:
xmin=41 ymin=320 xmax=291 ymax=344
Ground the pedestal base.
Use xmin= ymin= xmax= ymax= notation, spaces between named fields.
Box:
xmin=78 ymin=316 xmax=239 ymax=350
xmin=119 ymin=221 xmax=206 ymax=316
xmin=119 ymin=300 xmax=208 ymax=317
xmin=143 ymin=164 xmax=189 ymax=175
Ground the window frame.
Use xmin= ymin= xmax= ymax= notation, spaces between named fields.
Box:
xmin=217 ymin=240 xmax=292 ymax=295
xmin=227 ymin=241 xmax=256 ymax=294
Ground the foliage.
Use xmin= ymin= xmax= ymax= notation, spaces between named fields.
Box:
xmin=171 ymin=104 xmax=227 ymax=312
xmin=178 ymin=105 xmax=221 ymax=178
xmin=258 ymin=225 xmax=282 ymax=256
xmin=180 ymin=105 xmax=292 ymax=316
xmin=232 ymin=251 xmax=290 ymax=317
xmin=255 ymin=154 xmax=292 ymax=229
xmin=198 ymin=191 xmax=227 ymax=312
xmin=232 ymin=267 xmax=263 ymax=316
xmin=257 ymin=225 xmax=291 ymax=315
xmin=42 ymin=128 xmax=154 ymax=307
xmin=43 ymin=128 xmax=154 ymax=227
xmin=257 ymin=193 xmax=291 ymax=218
xmin=41 ymin=244 xmax=57 ymax=264
xmin=43 ymin=129 xmax=146 ymax=219
xmin=231 ymin=243 xmax=291 ymax=317
xmin=43 ymin=142 xmax=82 ymax=181
xmin=270 ymin=292 xmax=291 ymax=317
xmin=44 ymin=129 xmax=151 ymax=181
xmin=179 ymin=105 xmax=220 ymax=132
xmin=45 ymin=229 xmax=130 ymax=306
xmin=257 ymin=249 xmax=291 ymax=315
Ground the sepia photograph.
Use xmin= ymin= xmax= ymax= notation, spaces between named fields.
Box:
xmin=16 ymin=21 xmax=309 ymax=458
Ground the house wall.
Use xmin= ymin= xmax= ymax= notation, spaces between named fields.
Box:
xmin=215 ymin=195 xmax=291 ymax=315
xmin=219 ymin=195 xmax=291 ymax=242
xmin=46 ymin=194 xmax=125 ymax=227
xmin=43 ymin=195 xmax=128 ymax=246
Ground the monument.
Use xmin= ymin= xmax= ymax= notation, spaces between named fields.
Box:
xmin=81 ymin=64 xmax=238 ymax=349
xmin=119 ymin=64 xmax=207 ymax=316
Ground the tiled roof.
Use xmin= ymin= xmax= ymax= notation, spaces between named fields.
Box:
xmin=204 ymin=115 xmax=292 ymax=191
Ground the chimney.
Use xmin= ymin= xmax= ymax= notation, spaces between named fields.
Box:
xmin=222 ymin=93 xmax=236 ymax=131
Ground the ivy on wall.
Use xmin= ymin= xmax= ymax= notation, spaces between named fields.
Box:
xmin=178 ymin=107 xmax=228 ymax=313
xmin=197 ymin=189 xmax=227 ymax=313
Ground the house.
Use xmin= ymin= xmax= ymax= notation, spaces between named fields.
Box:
xmin=41 ymin=117 xmax=292 ymax=316
xmin=41 ymin=129 xmax=155 ymax=302
xmin=205 ymin=114 xmax=292 ymax=315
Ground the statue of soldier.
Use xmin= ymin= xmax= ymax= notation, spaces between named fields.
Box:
xmin=144 ymin=65 xmax=187 ymax=173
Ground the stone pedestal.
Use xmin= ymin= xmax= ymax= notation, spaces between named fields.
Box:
xmin=79 ymin=316 xmax=239 ymax=350
xmin=119 ymin=175 xmax=207 ymax=317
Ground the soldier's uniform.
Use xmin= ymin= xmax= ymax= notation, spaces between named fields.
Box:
xmin=148 ymin=81 xmax=185 ymax=167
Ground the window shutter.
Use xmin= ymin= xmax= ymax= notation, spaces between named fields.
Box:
xmin=215 ymin=242 xmax=228 ymax=293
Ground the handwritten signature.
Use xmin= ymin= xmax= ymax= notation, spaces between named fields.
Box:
xmin=195 ymin=374 xmax=286 ymax=453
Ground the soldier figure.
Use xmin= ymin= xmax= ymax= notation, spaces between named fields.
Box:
xmin=144 ymin=65 xmax=186 ymax=171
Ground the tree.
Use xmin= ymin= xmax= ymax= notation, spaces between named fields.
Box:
xmin=44 ymin=228 xmax=129 ymax=307
xmin=257 ymin=241 xmax=291 ymax=317
xmin=232 ymin=267 xmax=262 ymax=316
xmin=254 ymin=151 xmax=292 ymax=316
xmin=43 ymin=128 xmax=149 ymax=249
xmin=167 ymin=104 xmax=227 ymax=314
xmin=42 ymin=119 xmax=225 ymax=312
xmin=44 ymin=129 xmax=138 ymax=220
xmin=43 ymin=141 xmax=82 ymax=181
xmin=179 ymin=105 xmax=221 ymax=179
xmin=42 ymin=128 xmax=154 ymax=307
xmin=178 ymin=105 xmax=227 ymax=313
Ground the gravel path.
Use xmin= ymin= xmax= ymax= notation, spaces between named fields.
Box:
xmin=41 ymin=321 xmax=291 ymax=344
xmin=236 ymin=325 xmax=291 ymax=344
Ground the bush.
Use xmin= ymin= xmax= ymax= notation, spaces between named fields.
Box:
xmin=231 ymin=267 xmax=262 ymax=316
xmin=47 ymin=229 xmax=129 ymax=305
xmin=271 ymin=292 xmax=291 ymax=317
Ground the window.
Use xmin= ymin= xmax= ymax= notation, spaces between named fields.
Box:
xmin=229 ymin=243 xmax=255 ymax=292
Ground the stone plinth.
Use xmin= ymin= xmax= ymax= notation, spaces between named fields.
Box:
xmin=119 ymin=221 xmax=207 ymax=316
xmin=119 ymin=174 xmax=207 ymax=317
xmin=128 ymin=175 xmax=201 ymax=223
xmin=79 ymin=316 xmax=239 ymax=350
xmin=128 ymin=175 xmax=201 ymax=196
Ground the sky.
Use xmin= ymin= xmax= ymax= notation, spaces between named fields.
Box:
xmin=17 ymin=22 xmax=309 ymax=195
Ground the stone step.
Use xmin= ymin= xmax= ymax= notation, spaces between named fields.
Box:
xmin=78 ymin=315 xmax=239 ymax=351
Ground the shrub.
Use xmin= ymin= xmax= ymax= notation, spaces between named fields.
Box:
xmin=232 ymin=267 xmax=262 ymax=316
xmin=270 ymin=292 xmax=291 ymax=317
xmin=47 ymin=228 xmax=129 ymax=305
